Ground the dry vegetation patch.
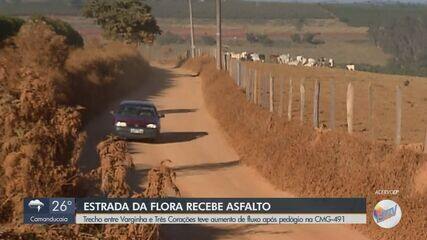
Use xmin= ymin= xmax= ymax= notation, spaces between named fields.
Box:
xmin=0 ymin=20 xmax=167 ymax=239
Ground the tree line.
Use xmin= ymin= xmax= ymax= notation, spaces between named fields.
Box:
xmin=366 ymin=16 xmax=427 ymax=76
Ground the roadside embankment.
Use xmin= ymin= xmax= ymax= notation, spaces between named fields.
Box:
xmin=0 ymin=18 xmax=171 ymax=239
xmin=185 ymin=56 xmax=427 ymax=240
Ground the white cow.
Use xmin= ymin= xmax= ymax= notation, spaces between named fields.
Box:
xmin=346 ymin=64 xmax=355 ymax=71
xmin=300 ymin=57 xmax=308 ymax=66
xmin=305 ymin=58 xmax=317 ymax=67
xmin=278 ymin=54 xmax=290 ymax=64
xmin=329 ymin=58 xmax=335 ymax=68
xmin=288 ymin=59 xmax=299 ymax=66
xmin=240 ymin=52 xmax=251 ymax=61
xmin=250 ymin=53 xmax=261 ymax=62
xmin=230 ymin=52 xmax=241 ymax=59
xmin=296 ymin=56 xmax=304 ymax=63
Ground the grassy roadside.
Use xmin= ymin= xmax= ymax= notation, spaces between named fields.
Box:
xmin=185 ymin=56 xmax=427 ymax=240
xmin=0 ymin=19 xmax=175 ymax=239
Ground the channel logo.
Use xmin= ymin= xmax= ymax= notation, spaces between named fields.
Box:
xmin=373 ymin=199 xmax=402 ymax=228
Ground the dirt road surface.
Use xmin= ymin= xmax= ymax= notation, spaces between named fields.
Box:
xmin=80 ymin=63 xmax=370 ymax=240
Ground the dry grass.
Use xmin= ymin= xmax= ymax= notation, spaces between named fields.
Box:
xmin=186 ymin=56 xmax=427 ymax=240
xmin=66 ymin=41 xmax=150 ymax=112
xmin=0 ymin=21 xmax=163 ymax=239
xmin=95 ymin=136 xmax=178 ymax=240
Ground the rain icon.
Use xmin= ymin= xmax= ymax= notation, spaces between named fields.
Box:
xmin=28 ymin=199 xmax=44 ymax=212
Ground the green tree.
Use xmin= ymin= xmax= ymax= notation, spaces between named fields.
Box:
xmin=83 ymin=0 xmax=161 ymax=44
xmin=0 ymin=15 xmax=24 ymax=42
xmin=368 ymin=16 xmax=427 ymax=64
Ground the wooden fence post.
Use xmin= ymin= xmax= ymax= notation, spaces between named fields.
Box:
xmin=368 ymin=81 xmax=374 ymax=139
xmin=237 ymin=61 xmax=241 ymax=87
xmin=313 ymin=80 xmax=320 ymax=128
xmin=228 ymin=55 xmax=231 ymax=73
xmin=246 ymin=69 xmax=250 ymax=100
xmin=244 ymin=63 xmax=249 ymax=89
xmin=424 ymin=128 xmax=427 ymax=154
xmin=251 ymin=69 xmax=255 ymax=101
xmin=328 ymin=79 xmax=335 ymax=129
xmin=395 ymin=85 xmax=402 ymax=146
xmin=279 ymin=78 xmax=284 ymax=117
xmin=229 ymin=58 xmax=232 ymax=77
xmin=261 ymin=73 xmax=265 ymax=107
xmin=269 ymin=74 xmax=274 ymax=112
xmin=300 ymin=79 xmax=305 ymax=123
xmin=288 ymin=78 xmax=293 ymax=121
xmin=347 ymin=82 xmax=354 ymax=134
xmin=253 ymin=70 xmax=258 ymax=104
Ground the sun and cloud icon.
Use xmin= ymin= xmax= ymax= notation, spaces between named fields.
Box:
xmin=28 ymin=199 xmax=44 ymax=212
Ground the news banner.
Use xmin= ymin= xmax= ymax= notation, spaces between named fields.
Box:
xmin=24 ymin=198 xmax=366 ymax=225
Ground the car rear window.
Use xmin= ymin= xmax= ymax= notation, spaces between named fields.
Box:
xmin=118 ymin=105 xmax=155 ymax=117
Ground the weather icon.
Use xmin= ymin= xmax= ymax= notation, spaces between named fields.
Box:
xmin=28 ymin=199 xmax=44 ymax=212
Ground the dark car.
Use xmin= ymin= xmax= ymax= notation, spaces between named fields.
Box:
xmin=111 ymin=100 xmax=164 ymax=140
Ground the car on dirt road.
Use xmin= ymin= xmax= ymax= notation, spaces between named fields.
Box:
xmin=111 ymin=100 xmax=164 ymax=141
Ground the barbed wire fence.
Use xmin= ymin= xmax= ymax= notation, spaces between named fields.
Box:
xmin=193 ymin=47 xmax=427 ymax=151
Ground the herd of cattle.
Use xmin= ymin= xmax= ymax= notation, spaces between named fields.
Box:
xmin=225 ymin=51 xmax=356 ymax=71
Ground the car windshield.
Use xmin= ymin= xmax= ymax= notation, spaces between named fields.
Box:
xmin=118 ymin=105 xmax=155 ymax=118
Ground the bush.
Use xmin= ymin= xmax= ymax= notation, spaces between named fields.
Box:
xmin=200 ymin=35 xmax=216 ymax=46
xmin=302 ymin=32 xmax=316 ymax=43
xmin=246 ymin=32 xmax=274 ymax=46
xmin=290 ymin=33 xmax=302 ymax=43
xmin=291 ymin=32 xmax=325 ymax=45
xmin=257 ymin=34 xmax=274 ymax=46
xmin=246 ymin=33 xmax=258 ymax=43
xmin=65 ymin=42 xmax=150 ymax=110
xmin=157 ymin=31 xmax=185 ymax=45
xmin=0 ymin=15 xmax=24 ymax=42
xmin=29 ymin=15 xmax=84 ymax=48
xmin=13 ymin=21 xmax=70 ymax=70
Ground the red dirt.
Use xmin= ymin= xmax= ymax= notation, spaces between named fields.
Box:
xmin=185 ymin=56 xmax=427 ymax=240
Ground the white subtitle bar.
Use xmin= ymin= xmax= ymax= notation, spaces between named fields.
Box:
xmin=76 ymin=213 xmax=366 ymax=224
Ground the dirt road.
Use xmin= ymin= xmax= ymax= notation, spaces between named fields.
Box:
xmin=82 ymin=63 xmax=370 ymax=240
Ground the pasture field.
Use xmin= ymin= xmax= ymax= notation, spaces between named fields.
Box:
xmin=229 ymin=60 xmax=427 ymax=145
xmin=156 ymin=18 xmax=390 ymax=66
xmin=34 ymin=16 xmax=389 ymax=67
